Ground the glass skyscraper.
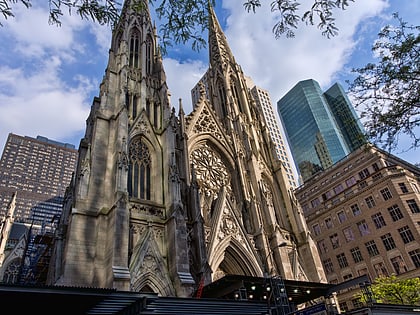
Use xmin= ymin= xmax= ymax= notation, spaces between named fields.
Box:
xmin=323 ymin=83 xmax=366 ymax=152
xmin=277 ymin=79 xmax=365 ymax=183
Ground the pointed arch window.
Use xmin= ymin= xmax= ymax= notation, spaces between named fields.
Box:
xmin=2 ymin=259 xmax=21 ymax=284
xmin=230 ymin=78 xmax=243 ymax=113
xmin=132 ymin=95 xmax=138 ymax=118
xmin=153 ymin=102 xmax=159 ymax=128
xmin=129 ymin=30 xmax=140 ymax=68
xmin=217 ymin=81 xmax=227 ymax=116
xmin=146 ymin=35 xmax=153 ymax=74
xmin=146 ymin=99 xmax=151 ymax=118
xmin=128 ymin=138 xmax=151 ymax=200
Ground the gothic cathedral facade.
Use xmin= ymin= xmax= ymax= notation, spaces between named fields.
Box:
xmin=48 ymin=0 xmax=326 ymax=297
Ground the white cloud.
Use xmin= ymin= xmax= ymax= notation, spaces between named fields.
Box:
xmin=163 ymin=58 xmax=207 ymax=114
xmin=0 ymin=60 xmax=91 ymax=148
xmin=0 ymin=0 xmax=418 ymax=164
xmin=0 ymin=4 xmax=96 ymax=151
xmin=218 ymin=0 xmax=388 ymax=102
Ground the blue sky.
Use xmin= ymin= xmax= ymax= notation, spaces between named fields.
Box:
xmin=0 ymin=0 xmax=418 ymax=165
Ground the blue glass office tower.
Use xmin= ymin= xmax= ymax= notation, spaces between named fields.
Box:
xmin=323 ymin=83 xmax=366 ymax=152
xmin=277 ymin=79 xmax=365 ymax=183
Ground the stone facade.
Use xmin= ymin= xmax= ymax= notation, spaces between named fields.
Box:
xmin=295 ymin=144 xmax=420 ymax=311
xmin=48 ymin=0 xmax=326 ymax=297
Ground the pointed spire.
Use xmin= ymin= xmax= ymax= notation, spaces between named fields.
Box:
xmin=178 ymin=98 xmax=184 ymax=116
xmin=208 ymin=3 xmax=235 ymax=68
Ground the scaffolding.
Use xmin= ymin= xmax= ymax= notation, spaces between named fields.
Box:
xmin=267 ymin=276 xmax=291 ymax=315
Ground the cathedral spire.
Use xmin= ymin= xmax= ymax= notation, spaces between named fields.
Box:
xmin=208 ymin=4 xmax=235 ymax=69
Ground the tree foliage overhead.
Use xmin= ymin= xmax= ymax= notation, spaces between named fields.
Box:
xmin=347 ymin=14 xmax=420 ymax=153
xmin=1 ymin=0 xmax=354 ymax=51
xmin=363 ymin=275 xmax=420 ymax=306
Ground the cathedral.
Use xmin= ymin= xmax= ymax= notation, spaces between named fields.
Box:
xmin=47 ymin=0 xmax=326 ymax=297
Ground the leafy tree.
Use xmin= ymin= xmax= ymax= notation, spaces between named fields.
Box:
xmin=1 ymin=0 xmax=354 ymax=51
xmin=360 ymin=275 xmax=420 ymax=306
xmin=347 ymin=14 xmax=420 ymax=153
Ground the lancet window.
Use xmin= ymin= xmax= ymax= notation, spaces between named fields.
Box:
xmin=132 ymin=95 xmax=138 ymax=118
xmin=146 ymin=35 xmax=153 ymax=74
xmin=129 ymin=30 xmax=141 ymax=68
xmin=217 ymin=80 xmax=227 ymax=116
xmin=128 ymin=138 xmax=151 ymax=200
xmin=230 ymin=77 xmax=243 ymax=113
xmin=153 ymin=102 xmax=159 ymax=128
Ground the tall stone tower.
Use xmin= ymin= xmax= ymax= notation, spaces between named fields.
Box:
xmin=49 ymin=0 xmax=326 ymax=296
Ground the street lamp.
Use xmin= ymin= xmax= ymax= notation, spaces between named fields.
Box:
xmin=264 ymin=241 xmax=288 ymax=277
xmin=264 ymin=241 xmax=292 ymax=315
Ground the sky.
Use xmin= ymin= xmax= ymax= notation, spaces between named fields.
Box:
xmin=0 ymin=0 xmax=418 ymax=166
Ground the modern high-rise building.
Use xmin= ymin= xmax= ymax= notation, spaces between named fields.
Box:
xmin=277 ymin=79 xmax=365 ymax=183
xmin=47 ymin=0 xmax=326 ymax=307
xmin=247 ymin=78 xmax=298 ymax=188
xmin=294 ymin=143 xmax=420 ymax=311
xmin=0 ymin=133 xmax=78 ymax=223
xmin=323 ymin=83 xmax=366 ymax=152
xmin=0 ymin=133 xmax=78 ymax=284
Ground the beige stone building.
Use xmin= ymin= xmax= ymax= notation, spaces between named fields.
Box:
xmin=47 ymin=0 xmax=325 ymax=299
xmin=294 ymin=144 xmax=420 ymax=311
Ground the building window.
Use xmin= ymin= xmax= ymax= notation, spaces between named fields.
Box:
xmin=350 ymin=247 xmax=364 ymax=263
xmin=343 ymin=227 xmax=355 ymax=242
xmin=351 ymin=203 xmax=361 ymax=216
xmin=337 ymin=210 xmax=347 ymax=223
xmin=372 ymin=163 xmax=380 ymax=172
xmin=352 ymin=297 xmax=363 ymax=309
xmin=343 ymin=273 xmax=353 ymax=281
xmin=371 ymin=212 xmax=386 ymax=229
xmin=317 ymin=239 xmax=328 ymax=254
xmin=365 ymin=240 xmax=379 ymax=257
xmin=390 ymin=256 xmax=408 ymax=275
xmin=381 ymin=233 xmax=396 ymax=251
xmin=345 ymin=176 xmax=356 ymax=187
xmin=365 ymin=196 xmax=376 ymax=208
xmin=2 ymin=259 xmax=21 ymax=284
xmin=325 ymin=217 xmax=333 ymax=229
xmin=334 ymin=184 xmax=344 ymax=194
xmin=388 ymin=204 xmax=404 ymax=221
xmin=357 ymin=268 xmax=368 ymax=276
xmin=129 ymin=30 xmax=140 ymax=68
xmin=357 ymin=220 xmax=370 ymax=236
xmin=398 ymin=182 xmax=409 ymax=193
xmin=311 ymin=198 xmax=321 ymax=208
xmin=374 ymin=262 xmax=388 ymax=277
xmin=359 ymin=168 xmax=370 ymax=179
xmin=337 ymin=253 xmax=349 ymax=268
xmin=128 ymin=138 xmax=151 ymax=200
xmin=408 ymin=249 xmax=420 ymax=268
xmin=323 ymin=258 xmax=334 ymax=274
xmin=312 ymin=223 xmax=321 ymax=236
xmin=330 ymin=278 xmax=339 ymax=285
xmin=339 ymin=302 xmax=349 ymax=312
xmin=146 ymin=35 xmax=152 ymax=74
xmin=407 ymin=199 xmax=420 ymax=213
xmin=359 ymin=180 xmax=368 ymax=189
xmin=330 ymin=233 xmax=340 ymax=249
xmin=380 ymin=187 xmax=392 ymax=201
xmin=372 ymin=172 xmax=383 ymax=181
xmin=398 ymin=226 xmax=415 ymax=244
